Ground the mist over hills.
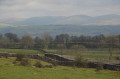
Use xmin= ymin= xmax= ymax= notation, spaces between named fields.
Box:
xmin=0 ymin=25 xmax=120 ymax=37
xmin=0 ymin=14 xmax=120 ymax=37
xmin=13 ymin=14 xmax=120 ymax=25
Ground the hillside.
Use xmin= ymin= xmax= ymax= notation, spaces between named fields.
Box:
xmin=13 ymin=14 xmax=120 ymax=25
xmin=0 ymin=25 xmax=120 ymax=37
xmin=0 ymin=14 xmax=120 ymax=37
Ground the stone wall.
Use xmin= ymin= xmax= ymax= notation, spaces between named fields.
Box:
xmin=45 ymin=53 xmax=73 ymax=61
xmin=0 ymin=53 xmax=120 ymax=71
xmin=45 ymin=53 xmax=120 ymax=71
xmin=87 ymin=62 xmax=120 ymax=71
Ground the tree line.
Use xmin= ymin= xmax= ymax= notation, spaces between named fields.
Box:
xmin=0 ymin=32 xmax=120 ymax=50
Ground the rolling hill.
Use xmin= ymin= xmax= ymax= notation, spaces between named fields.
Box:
xmin=0 ymin=14 xmax=120 ymax=37
xmin=0 ymin=25 xmax=120 ymax=37
xmin=13 ymin=14 xmax=120 ymax=25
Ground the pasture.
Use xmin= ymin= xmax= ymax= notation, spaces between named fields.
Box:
xmin=0 ymin=49 xmax=44 ymax=55
xmin=0 ymin=57 xmax=120 ymax=79
xmin=0 ymin=49 xmax=120 ymax=60
xmin=45 ymin=49 xmax=120 ymax=59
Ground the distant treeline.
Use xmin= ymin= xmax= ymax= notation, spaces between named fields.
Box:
xmin=0 ymin=32 xmax=120 ymax=49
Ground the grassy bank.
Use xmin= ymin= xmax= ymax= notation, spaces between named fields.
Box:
xmin=0 ymin=57 xmax=120 ymax=79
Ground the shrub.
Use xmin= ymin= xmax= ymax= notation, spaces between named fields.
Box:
xmin=34 ymin=61 xmax=43 ymax=68
xmin=95 ymin=63 xmax=103 ymax=72
xmin=115 ymin=56 xmax=120 ymax=65
xmin=20 ymin=58 xmax=31 ymax=66
xmin=44 ymin=65 xmax=53 ymax=68
xmin=74 ymin=54 xmax=87 ymax=68
xmin=116 ymin=67 xmax=120 ymax=71
xmin=72 ymin=64 xmax=77 ymax=69
xmin=51 ymin=60 xmax=58 ymax=66
xmin=16 ymin=54 xmax=25 ymax=61
xmin=115 ymin=56 xmax=120 ymax=60
xmin=13 ymin=61 xmax=17 ymax=64
xmin=3 ymin=54 xmax=8 ymax=58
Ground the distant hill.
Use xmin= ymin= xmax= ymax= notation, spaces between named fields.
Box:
xmin=0 ymin=23 xmax=17 ymax=28
xmin=0 ymin=25 xmax=120 ymax=37
xmin=0 ymin=14 xmax=120 ymax=37
xmin=0 ymin=23 xmax=11 ymax=27
xmin=13 ymin=14 xmax=120 ymax=25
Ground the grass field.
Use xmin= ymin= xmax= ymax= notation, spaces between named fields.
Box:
xmin=0 ymin=49 xmax=120 ymax=59
xmin=45 ymin=49 xmax=120 ymax=59
xmin=66 ymin=53 xmax=119 ymax=59
xmin=0 ymin=57 xmax=120 ymax=79
xmin=0 ymin=49 xmax=44 ymax=55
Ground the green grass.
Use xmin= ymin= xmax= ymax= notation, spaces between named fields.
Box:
xmin=0 ymin=48 xmax=120 ymax=59
xmin=0 ymin=57 xmax=51 ymax=66
xmin=45 ymin=50 xmax=57 ymax=54
xmin=46 ymin=49 xmax=120 ymax=59
xmin=0 ymin=57 xmax=120 ymax=79
xmin=83 ymin=53 xmax=118 ymax=59
xmin=0 ymin=49 xmax=44 ymax=55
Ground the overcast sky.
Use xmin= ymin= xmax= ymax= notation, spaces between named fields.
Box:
xmin=0 ymin=0 xmax=120 ymax=19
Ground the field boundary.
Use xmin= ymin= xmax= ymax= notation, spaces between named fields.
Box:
xmin=0 ymin=53 xmax=120 ymax=71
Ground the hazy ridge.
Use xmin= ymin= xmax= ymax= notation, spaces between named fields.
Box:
xmin=0 ymin=25 xmax=120 ymax=37
xmin=0 ymin=14 xmax=120 ymax=37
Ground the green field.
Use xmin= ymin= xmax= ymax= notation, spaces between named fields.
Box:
xmin=0 ymin=49 xmax=119 ymax=59
xmin=45 ymin=49 xmax=120 ymax=59
xmin=66 ymin=53 xmax=119 ymax=59
xmin=0 ymin=57 xmax=120 ymax=79
xmin=0 ymin=49 xmax=44 ymax=55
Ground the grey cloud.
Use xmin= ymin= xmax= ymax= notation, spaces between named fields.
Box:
xmin=0 ymin=0 xmax=120 ymax=19
xmin=1 ymin=0 xmax=120 ymax=6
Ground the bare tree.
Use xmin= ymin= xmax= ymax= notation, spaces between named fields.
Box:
xmin=0 ymin=34 xmax=2 ymax=39
xmin=55 ymin=34 xmax=69 ymax=43
xmin=71 ymin=45 xmax=87 ymax=54
xmin=21 ymin=35 xmax=33 ymax=49
xmin=34 ymin=37 xmax=44 ymax=49
xmin=0 ymin=34 xmax=3 ymax=48
xmin=57 ymin=44 xmax=66 ymax=55
xmin=101 ymin=35 xmax=119 ymax=60
xmin=42 ymin=32 xmax=52 ymax=50
xmin=5 ymin=33 xmax=18 ymax=42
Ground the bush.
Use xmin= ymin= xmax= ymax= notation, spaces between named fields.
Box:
xmin=3 ymin=54 xmax=8 ymax=58
xmin=74 ymin=54 xmax=87 ymax=68
xmin=95 ymin=63 xmax=103 ymax=72
xmin=115 ymin=56 xmax=120 ymax=65
xmin=51 ymin=60 xmax=58 ymax=66
xmin=16 ymin=54 xmax=25 ymax=61
xmin=20 ymin=58 xmax=31 ymax=66
xmin=34 ymin=61 xmax=43 ymax=68
xmin=72 ymin=64 xmax=77 ymax=69
xmin=115 ymin=56 xmax=120 ymax=60
xmin=44 ymin=65 xmax=53 ymax=68
xmin=13 ymin=61 xmax=17 ymax=64
xmin=116 ymin=67 xmax=120 ymax=71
